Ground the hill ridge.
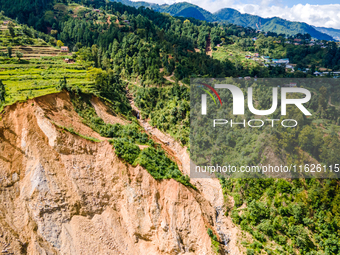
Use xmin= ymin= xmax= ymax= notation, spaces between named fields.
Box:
xmin=112 ymin=0 xmax=336 ymax=40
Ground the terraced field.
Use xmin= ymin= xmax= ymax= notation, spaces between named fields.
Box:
xmin=0 ymin=45 xmax=62 ymax=59
xmin=0 ymin=57 xmax=93 ymax=109
xmin=212 ymin=44 xmax=262 ymax=69
xmin=0 ymin=18 xmax=94 ymax=109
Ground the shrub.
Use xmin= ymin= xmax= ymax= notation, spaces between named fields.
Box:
xmin=246 ymin=248 xmax=255 ymax=255
xmin=134 ymin=147 xmax=195 ymax=189
xmin=231 ymin=210 xmax=241 ymax=224
xmin=135 ymin=147 xmax=180 ymax=179
xmin=57 ymin=40 xmax=64 ymax=47
xmin=113 ymin=138 xmax=140 ymax=164
xmin=207 ymin=228 xmax=213 ymax=237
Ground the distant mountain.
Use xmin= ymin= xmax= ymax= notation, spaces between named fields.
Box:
xmin=113 ymin=0 xmax=159 ymax=9
xmin=215 ymin=8 xmax=334 ymax=41
xmin=314 ymin=26 xmax=340 ymax=41
xmin=159 ymin=2 xmax=216 ymax=22
xmin=113 ymin=0 xmax=216 ymax=21
xmin=112 ymin=0 xmax=335 ymax=41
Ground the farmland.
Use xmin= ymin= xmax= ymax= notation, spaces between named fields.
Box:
xmin=212 ymin=44 xmax=261 ymax=70
xmin=0 ymin=18 xmax=92 ymax=109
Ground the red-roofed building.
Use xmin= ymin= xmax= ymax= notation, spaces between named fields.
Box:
xmin=61 ymin=46 xmax=69 ymax=52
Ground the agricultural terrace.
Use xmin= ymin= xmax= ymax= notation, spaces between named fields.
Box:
xmin=0 ymin=16 xmax=92 ymax=109
xmin=212 ymin=43 xmax=262 ymax=70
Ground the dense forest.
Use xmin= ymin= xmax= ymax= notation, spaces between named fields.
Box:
xmin=189 ymin=78 xmax=340 ymax=254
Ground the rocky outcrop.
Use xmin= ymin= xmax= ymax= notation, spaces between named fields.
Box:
xmin=0 ymin=92 xmax=228 ymax=254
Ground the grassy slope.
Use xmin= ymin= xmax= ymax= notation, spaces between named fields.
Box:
xmin=212 ymin=44 xmax=261 ymax=70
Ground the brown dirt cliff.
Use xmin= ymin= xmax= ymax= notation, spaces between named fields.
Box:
xmin=0 ymin=92 xmax=230 ymax=255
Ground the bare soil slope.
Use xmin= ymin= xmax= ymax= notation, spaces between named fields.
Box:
xmin=0 ymin=92 xmax=228 ymax=255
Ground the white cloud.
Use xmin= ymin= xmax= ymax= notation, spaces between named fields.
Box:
xmin=131 ymin=0 xmax=340 ymax=29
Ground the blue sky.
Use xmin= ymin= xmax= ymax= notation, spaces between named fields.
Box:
xmin=132 ymin=0 xmax=340 ymax=28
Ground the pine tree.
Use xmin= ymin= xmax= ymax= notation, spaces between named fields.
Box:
xmin=7 ymin=47 xmax=12 ymax=58
xmin=56 ymin=76 xmax=67 ymax=91
xmin=0 ymin=80 xmax=6 ymax=105
xmin=7 ymin=22 xmax=15 ymax=38
xmin=16 ymin=51 xmax=23 ymax=61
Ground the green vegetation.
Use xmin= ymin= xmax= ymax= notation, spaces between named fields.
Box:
xmin=212 ymin=44 xmax=272 ymax=77
xmin=112 ymin=138 xmax=140 ymax=164
xmin=0 ymin=17 xmax=90 ymax=110
xmin=223 ymin=178 xmax=340 ymax=254
xmin=131 ymin=83 xmax=190 ymax=145
xmin=220 ymin=31 xmax=340 ymax=73
xmin=135 ymin=146 xmax=194 ymax=188
xmin=207 ymin=228 xmax=221 ymax=254
xmin=0 ymin=57 xmax=89 ymax=110
xmin=68 ymin=89 xmax=194 ymax=188
xmin=114 ymin=0 xmax=217 ymax=22
xmin=191 ymin=80 xmax=340 ymax=175
xmin=190 ymin=79 xmax=340 ymax=253
xmin=0 ymin=79 xmax=6 ymax=107
xmin=111 ymin=134 xmax=194 ymax=187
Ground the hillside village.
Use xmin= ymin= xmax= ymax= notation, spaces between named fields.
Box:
xmin=213 ymin=30 xmax=340 ymax=78
xmin=2 ymin=5 xmax=339 ymax=82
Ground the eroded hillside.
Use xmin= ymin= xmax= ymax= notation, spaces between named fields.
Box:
xmin=0 ymin=91 xmax=239 ymax=254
